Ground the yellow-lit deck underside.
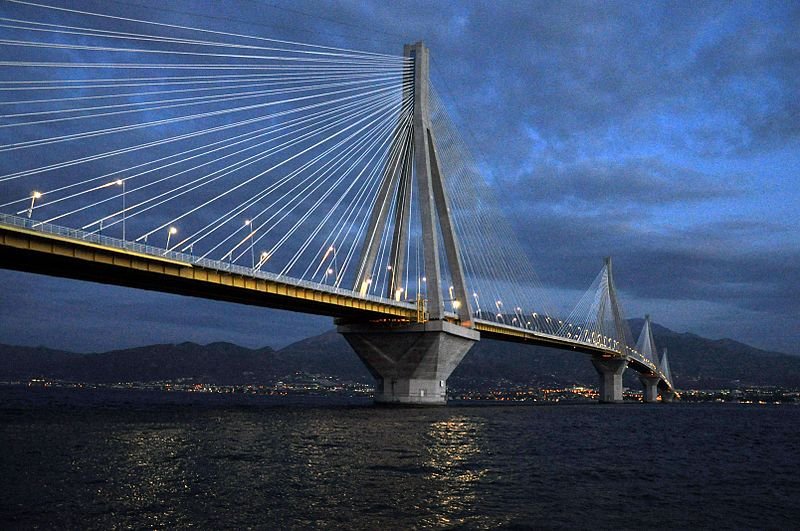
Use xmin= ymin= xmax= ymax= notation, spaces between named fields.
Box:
xmin=0 ymin=222 xmax=418 ymax=321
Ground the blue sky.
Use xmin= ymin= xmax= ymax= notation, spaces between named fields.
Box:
xmin=0 ymin=0 xmax=798 ymax=354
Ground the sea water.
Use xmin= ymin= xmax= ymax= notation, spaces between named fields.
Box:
xmin=1 ymin=387 xmax=798 ymax=529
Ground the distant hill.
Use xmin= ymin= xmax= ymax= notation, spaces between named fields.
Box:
xmin=1 ymin=321 xmax=798 ymax=389
xmin=628 ymin=318 xmax=800 ymax=389
xmin=0 ymin=342 xmax=277 ymax=384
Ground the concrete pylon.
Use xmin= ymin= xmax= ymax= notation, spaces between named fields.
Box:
xmin=354 ymin=42 xmax=472 ymax=323
xmin=660 ymin=389 xmax=676 ymax=403
xmin=341 ymin=42 xmax=479 ymax=406
xmin=339 ymin=321 xmax=478 ymax=405
xmin=592 ymin=357 xmax=627 ymax=403
xmin=603 ymin=257 xmax=634 ymax=350
xmin=639 ymin=374 xmax=660 ymax=403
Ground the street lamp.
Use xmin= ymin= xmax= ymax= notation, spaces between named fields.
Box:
xmin=324 ymin=245 xmax=338 ymax=284
xmin=244 ymin=219 xmax=255 ymax=268
xmin=115 ymin=179 xmax=126 ymax=241
xmin=256 ymin=251 xmax=270 ymax=271
xmin=27 ymin=191 xmax=42 ymax=218
xmin=473 ymin=292 xmax=481 ymax=318
xmin=165 ymin=226 xmax=177 ymax=251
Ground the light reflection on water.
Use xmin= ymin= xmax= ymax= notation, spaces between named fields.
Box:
xmin=1 ymin=389 xmax=799 ymax=529
xmin=424 ymin=416 xmax=489 ymax=527
xmin=115 ymin=428 xmax=195 ymax=527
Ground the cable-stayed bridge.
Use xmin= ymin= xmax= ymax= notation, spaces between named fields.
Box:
xmin=0 ymin=1 xmax=676 ymax=404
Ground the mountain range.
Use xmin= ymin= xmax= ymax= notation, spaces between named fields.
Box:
xmin=1 ymin=319 xmax=798 ymax=389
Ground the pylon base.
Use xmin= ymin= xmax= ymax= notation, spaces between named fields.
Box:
xmin=338 ymin=320 xmax=479 ymax=406
xmin=592 ymin=357 xmax=627 ymax=403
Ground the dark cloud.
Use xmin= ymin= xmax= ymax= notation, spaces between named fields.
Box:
xmin=516 ymin=157 xmax=742 ymax=208
xmin=516 ymin=208 xmax=799 ymax=318
xmin=380 ymin=0 xmax=800 ymax=163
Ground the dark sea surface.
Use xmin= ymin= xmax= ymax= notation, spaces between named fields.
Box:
xmin=1 ymin=386 xmax=798 ymax=529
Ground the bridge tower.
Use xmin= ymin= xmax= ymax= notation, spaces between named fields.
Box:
xmin=637 ymin=314 xmax=661 ymax=403
xmin=659 ymin=348 xmax=676 ymax=402
xmin=337 ymin=42 xmax=479 ymax=405
xmin=590 ymin=257 xmax=629 ymax=403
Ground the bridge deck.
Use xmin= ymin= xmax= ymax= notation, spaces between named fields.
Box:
xmin=0 ymin=216 xmax=418 ymax=321
xmin=0 ymin=215 xmax=674 ymax=392
xmin=472 ymin=318 xmax=669 ymax=383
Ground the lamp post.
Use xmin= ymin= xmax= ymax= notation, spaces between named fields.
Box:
xmin=244 ymin=219 xmax=255 ymax=268
xmin=473 ymin=292 xmax=481 ymax=318
xmin=27 ymin=191 xmax=42 ymax=218
xmin=256 ymin=251 xmax=270 ymax=271
xmin=115 ymin=179 xmax=126 ymax=241
xmin=331 ymin=246 xmax=337 ymax=282
xmin=166 ymin=226 xmax=177 ymax=251
xmin=323 ymin=245 xmax=337 ymax=284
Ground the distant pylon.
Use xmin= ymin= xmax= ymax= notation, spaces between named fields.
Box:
xmin=660 ymin=347 xmax=672 ymax=383
xmin=635 ymin=314 xmax=660 ymax=368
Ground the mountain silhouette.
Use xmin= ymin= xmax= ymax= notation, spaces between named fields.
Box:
xmin=1 ymin=321 xmax=798 ymax=389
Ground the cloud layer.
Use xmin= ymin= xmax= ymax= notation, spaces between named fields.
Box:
xmin=1 ymin=0 xmax=797 ymax=354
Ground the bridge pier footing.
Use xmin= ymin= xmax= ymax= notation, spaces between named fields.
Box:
xmin=660 ymin=389 xmax=676 ymax=403
xmin=639 ymin=374 xmax=660 ymax=403
xmin=592 ymin=357 xmax=627 ymax=403
xmin=338 ymin=320 xmax=479 ymax=405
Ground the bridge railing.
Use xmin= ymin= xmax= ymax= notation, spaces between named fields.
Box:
xmin=0 ymin=213 xmax=415 ymax=310
xmin=473 ymin=315 xmax=668 ymax=377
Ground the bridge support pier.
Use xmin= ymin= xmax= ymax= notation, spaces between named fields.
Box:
xmin=592 ymin=357 xmax=627 ymax=403
xmin=660 ymin=389 xmax=676 ymax=403
xmin=338 ymin=320 xmax=478 ymax=405
xmin=639 ymin=374 xmax=660 ymax=403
